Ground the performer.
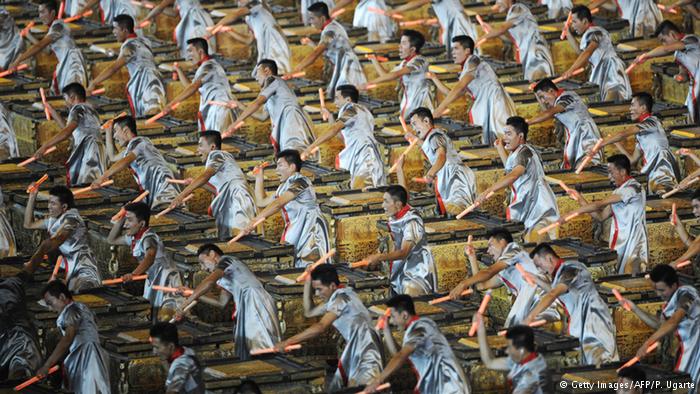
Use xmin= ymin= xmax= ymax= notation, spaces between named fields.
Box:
xmin=0 ymin=186 xmax=16 ymax=257
xmin=166 ymin=38 xmax=238 ymax=132
xmin=149 ymin=322 xmax=205 ymax=393
xmin=475 ymin=1 xmax=554 ymax=81
xmin=107 ymin=202 xmax=183 ymax=321
xmin=594 ymin=92 xmax=679 ymax=194
xmin=396 ymin=108 xmax=475 ymax=215
xmin=301 ymin=84 xmax=386 ymax=188
xmin=89 ymin=15 xmax=165 ymax=117
xmin=140 ymin=0 xmax=216 ymax=57
xmin=525 ymin=243 xmax=619 ymax=366
xmin=448 ymin=228 xmax=558 ymax=327
xmin=564 ymin=5 xmax=631 ymax=102
xmin=290 ymin=2 xmax=367 ymax=95
xmin=0 ymin=103 xmax=19 ymax=160
xmin=473 ymin=117 xmax=560 ymax=242
xmin=586 ymin=0 xmax=661 ymax=38
xmin=671 ymin=189 xmax=700 ymax=247
xmin=242 ymin=150 xmax=330 ymax=267
xmin=361 ymin=185 xmax=437 ymax=296
xmin=333 ymin=0 xmax=395 ymax=43
xmin=301 ymin=0 xmax=335 ymax=25
xmin=9 ymin=0 xmax=88 ymax=94
xmin=363 ymin=30 xmax=434 ymax=122
xmin=475 ymin=322 xmax=550 ymax=394
xmin=167 ymin=131 xmax=256 ymax=239
xmin=541 ymin=0 xmax=572 ymax=19
xmin=530 ymin=78 xmax=603 ymax=170
xmin=93 ymin=115 xmax=181 ymax=210
xmin=275 ymin=264 xmax=384 ymax=391
xmin=225 ymin=59 xmax=316 ymax=160
xmin=560 ymin=155 xmax=648 ymax=274
xmin=73 ymin=0 xmax=138 ymax=26
xmin=364 ymin=294 xmax=471 ymax=393
xmin=176 ymin=244 xmax=280 ymax=360
xmin=617 ymin=366 xmax=647 ymax=394
xmin=0 ymin=9 xmax=24 ymax=70
xmin=39 ymin=280 xmax=110 ymax=393
xmin=430 ymin=35 xmax=517 ymax=144
xmin=23 ymin=186 xmax=102 ymax=292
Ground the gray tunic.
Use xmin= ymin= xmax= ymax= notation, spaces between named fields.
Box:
xmin=552 ymin=260 xmax=619 ymax=365
xmin=0 ymin=273 xmax=42 ymax=379
xmin=507 ymin=353 xmax=549 ymax=394
xmin=336 ymin=101 xmax=386 ymax=187
xmin=165 ymin=347 xmax=205 ymax=394
xmin=65 ymin=103 xmax=106 ymax=186
xmin=553 ymin=90 xmax=602 ymax=170
xmin=319 ymin=20 xmax=367 ymax=95
xmin=609 ymin=177 xmax=648 ymax=274
xmin=403 ymin=317 xmax=471 ymax=394
xmin=301 ymin=0 xmax=335 ymax=25
xmin=0 ymin=103 xmax=18 ymax=160
xmin=275 ymin=173 xmax=330 ymax=267
xmin=675 ymin=35 xmax=700 ymax=124
xmin=421 ymin=128 xmax=475 ymax=214
xmin=47 ymin=20 xmax=87 ymax=94
xmin=120 ymin=36 xmax=166 ymax=117
xmin=616 ymin=0 xmax=662 ymax=38
xmin=636 ymin=115 xmax=679 ymax=192
xmin=205 ymin=150 xmax=256 ymax=238
xmin=504 ymin=144 xmax=559 ymax=233
xmin=462 ymin=55 xmax=517 ymax=144
xmin=326 ymin=287 xmax=384 ymax=390
xmin=174 ymin=0 xmax=215 ymax=57
xmin=194 ymin=58 xmax=238 ymax=132
xmin=387 ymin=207 xmax=437 ymax=295
xmin=394 ymin=55 xmax=434 ymax=120
xmin=579 ymin=26 xmax=631 ymax=101
xmin=540 ymin=0 xmax=572 ymax=19
xmin=46 ymin=209 xmax=102 ymax=292
xmin=246 ymin=2 xmax=292 ymax=74
xmin=505 ymin=3 xmax=554 ymax=81
xmin=663 ymin=285 xmax=700 ymax=393
xmin=431 ymin=0 xmax=479 ymax=53
xmin=56 ymin=302 xmax=110 ymax=393
xmin=98 ymin=0 xmax=137 ymax=24
xmin=64 ymin=0 xmax=88 ymax=17
xmin=215 ymin=256 xmax=281 ymax=359
xmin=0 ymin=9 xmax=24 ymax=70
xmin=126 ymin=228 xmax=182 ymax=309
xmin=353 ymin=0 xmax=395 ymax=43
xmin=0 ymin=186 xmax=16 ymax=257
xmin=125 ymin=136 xmax=181 ymax=210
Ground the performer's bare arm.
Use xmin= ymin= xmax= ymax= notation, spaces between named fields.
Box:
xmin=140 ymin=0 xmax=176 ymax=25
xmin=37 ymin=325 xmax=77 ymax=377
xmin=523 ymin=283 xmax=568 ymax=324
xmin=88 ymin=56 xmax=127 ymax=93
xmin=302 ymin=277 xmax=327 ymax=318
xmin=290 ymin=43 xmax=327 ymax=74
xmin=167 ymin=167 xmax=216 ymax=209
xmin=475 ymin=314 xmax=510 ymax=370
xmin=107 ymin=215 xmax=128 ymax=245
xmin=91 ymin=152 xmax=137 ymax=189
xmin=434 ymin=72 xmax=475 ymax=118
xmin=23 ymin=190 xmax=47 ymax=230
xmin=9 ymin=34 xmax=53 ymax=69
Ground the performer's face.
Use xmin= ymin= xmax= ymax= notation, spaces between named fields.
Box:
xmin=398 ymin=35 xmax=414 ymax=60
xmin=197 ymin=251 xmax=218 ymax=272
xmin=409 ymin=115 xmax=431 ymax=137
xmin=333 ymin=90 xmax=349 ymax=108
xmin=150 ymin=337 xmax=176 ymax=361
xmin=276 ymin=157 xmax=295 ymax=181
xmin=113 ymin=124 xmax=131 ymax=147
xmin=571 ymin=15 xmax=588 ymax=35
xmin=534 ymin=89 xmax=556 ymax=109
xmin=237 ymin=0 xmax=251 ymax=6
xmin=112 ymin=23 xmax=129 ymax=42
xmin=186 ymin=44 xmax=201 ymax=63
xmin=311 ymin=280 xmax=335 ymax=301
xmin=308 ymin=13 xmax=325 ymax=30
xmin=123 ymin=211 xmax=145 ymax=236
xmin=505 ymin=341 xmax=526 ymax=363
xmin=606 ymin=163 xmax=627 ymax=187
xmin=486 ymin=237 xmax=507 ymax=260
xmin=451 ymin=42 xmax=469 ymax=64
xmin=502 ymin=125 xmax=523 ymax=152
xmin=692 ymin=198 xmax=700 ymax=218
xmin=38 ymin=5 xmax=55 ymax=25
xmin=628 ymin=97 xmax=646 ymax=121
xmin=254 ymin=66 xmax=269 ymax=86
xmin=43 ymin=292 xmax=70 ymax=313
xmin=652 ymin=280 xmax=678 ymax=301
xmin=47 ymin=195 xmax=67 ymax=218
xmin=382 ymin=193 xmax=402 ymax=217
xmin=657 ymin=32 xmax=678 ymax=46
xmin=389 ymin=309 xmax=409 ymax=328
xmin=197 ymin=137 xmax=215 ymax=163
xmin=531 ymin=253 xmax=556 ymax=276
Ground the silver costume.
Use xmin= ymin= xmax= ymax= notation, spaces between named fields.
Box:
xmin=120 ymin=35 xmax=166 ymax=117
xmin=319 ymin=20 xmax=367 ymax=94
xmin=662 ymin=285 xmax=700 ymax=392
xmin=174 ymin=0 xmax=216 ymax=58
xmin=0 ymin=273 xmax=42 ymax=380
xmin=215 ymin=256 xmax=281 ymax=360
xmin=125 ymin=136 xmax=181 ymax=210
xmin=65 ymin=103 xmax=106 ymax=186
xmin=675 ymin=34 xmax=700 ymax=124
xmin=246 ymin=1 xmax=292 ymax=74
xmin=204 ymin=150 xmax=256 ymax=238
xmin=635 ymin=115 xmax=679 ymax=192
xmin=56 ymin=302 xmax=110 ymax=394
xmin=64 ymin=0 xmax=88 ymax=17
xmin=326 ymin=287 xmax=384 ymax=391
xmin=336 ymin=101 xmax=386 ymax=187
xmin=552 ymin=260 xmax=619 ymax=365
xmin=461 ymin=55 xmax=517 ymax=144
xmin=301 ymin=0 xmax=335 ymax=25
xmin=0 ymin=103 xmax=19 ymax=160
xmin=0 ymin=9 xmax=24 ymax=70
xmin=387 ymin=206 xmax=437 ymax=296
xmin=98 ymin=0 xmax=138 ymax=24
xmin=505 ymin=3 xmax=554 ymax=81
xmin=431 ymin=0 xmax=479 ymax=53
xmin=507 ymin=353 xmax=549 ymax=394
xmin=47 ymin=19 xmax=88 ymax=94
xmin=616 ymin=0 xmax=662 ymax=38
xmin=165 ymin=347 xmax=205 ymax=394
xmin=0 ymin=186 xmax=16 ymax=257
xmin=609 ymin=177 xmax=648 ymax=274
xmin=540 ymin=0 xmax=572 ymax=19
xmin=579 ymin=26 xmax=632 ymax=101
xmin=402 ymin=316 xmax=471 ymax=393
xmin=504 ymin=144 xmax=560 ymax=233
xmin=353 ymin=0 xmax=395 ymax=43
xmin=275 ymin=172 xmax=330 ymax=267
xmin=45 ymin=209 xmax=102 ymax=292
xmin=421 ymin=128 xmax=475 ymax=214
xmin=394 ymin=55 xmax=434 ymax=120
xmin=194 ymin=58 xmax=238 ymax=132
xmin=553 ymin=90 xmax=603 ymax=170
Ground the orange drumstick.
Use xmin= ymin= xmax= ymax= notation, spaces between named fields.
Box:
xmin=657 ymin=4 xmax=678 ymax=14
xmin=102 ymin=274 xmax=147 ymax=285
xmin=358 ymin=383 xmax=391 ymax=394
xmin=221 ymin=120 xmax=245 ymax=138
xmin=612 ymin=288 xmax=632 ymax=311
xmin=498 ymin=319 xmax=547 ymax=335
xmin=111 ymin=191 xmax=150 ymax=221
xmin=349 ymin=259 xmax=369 ymax=269
xmin=375 ymin=308 xmax=392 ymax=330
xmin=14 ymin=365 xmax=60 ymax=391
xmin=101 ymin=111 xmax=128 ymax=130
xmin=330 ymin=7 xmax=346 ymax=18
xmin=39 ymin=87 xmax=51 ymax=120
xmin=475 ymin=15 xmax=491 ymax=33
xmin=20 ymin=21 xmax=35 ymax=37
xmin=514 ymin=263 xmax=536 ymax=286
xmin=575 ymin=138 xmax=603 ymax=174
xmin=18 ymin=146 xmax=58 ymax=167
xmin=676 ymin=260 xmax=691 ymax=269
xmin=26 ymin=173 xmax=49 ymax=193
xmin=617 ymin=342 xmax=659 ymax=371
xmin=152 ymin=285 xmax=193 ymax=296
xmin=91 ymin=88 xmax=105 ymax=95
xmin=207 ymin=100 xmax=237 ymax=109
xmin=295 ymin=248 xmax=337 ymax=282
xmin=228 ymin=217 xmax=265 ymax=244
xmin=63 ymin=9 xmax=93 ymax=22
xmin=552 ymin=68 xmax=585 ymax=84
xmin=364 ymin=54 xmax=389 ymax=62
xmin=671 ymin=203 xmax=678 ymax=225
xmin=250 ymin=344 xmax=302 ymax=355
xmin=399 ymin=114 xmax=409 ymax=134
xmin=400 ymin=18 xmax=438 ymax=27
xmin=663 ymin=177 xmax=700 ymax=199
xmin=282 ymin=71 xmax=306 ymax=80
xmin=252 ymin=161 xmax=270 ymax=175
xmin=57 ymin=0 xmax=65 ymax=19
xmin=560 ymin=12 xmax=572 ymax=40
xmin=537 ymin=211 xmax=580 ymax=235
xmin=468 ymin=291 xmax=492 ymax=336
xmin=456 ymin=191 xmax=495 ymax=219
xmin=145 ymin=102 xmax=180 ymax=125
xmin=429 ymin=289 xmax=473 ymax=305
xmin=388 ymin=138 xmax=420 ymax=173
xmin=0 ymin=63 xmax=29 ymax=78
xmin=50 ymin=256 xmax=64 ymax=281
xmin=73 ymin=179 xmax=113 ymax=195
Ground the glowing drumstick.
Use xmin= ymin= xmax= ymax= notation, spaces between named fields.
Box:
xmin=676 ymin=260 xmax=691 ymax=269
xmin=0 ymin=63 xmax=29 ymax=78
xmin=227 ymin=217 xmax=265 ymax=244
xmin=300 ymin=37 xmax=313 ymax=45
xmin=388 ymin=138 xmax=420 ymax=173
xmin=102 ymin=274 xmax=147 ymax=285
xmin=111 ymin=191 xmax=149 ymax=221
xmin=152 ymin=285 xmax=193 ymax=296
xmin=169 ymin=300 xmax=198 ymax=323
xmin=413 ymin=177 xmax=430 ymax=184
xmin=475 ymin=15 xmax=491 ymax=33
xmin=662 ymin=177 xmax=699 ymax=199
xmin=364 ymin=54 xmax=389 ymax=62
xmin=358 ymin=383 xmax=391 ymax=394
xmin=39 ymin=87 xmax=51 ymax=120
xmin=295 ymin=249 xmax=337 ymax=282
xmin=222 ymin=121 xmax=245 ymax=138
xmin=57 ymin=1 xmax=65 ymax=19
xmin=537 ymin=212 xmax=580 ymax=235
xmin=26 ymin=174 xmax=49 ymax=193
xmin=319 ymin=88 xmax=328 ymax=121
xmin=671 ymin=203 xmax=678 ymax=225
xmin=138 ymin=19 xmax=151 ymax=28
xmin=154 ymin=194 xmax=193 ymax=218
xmin=469 ymin=291 xmax=492 ymax=336
xmin=368 ymin=6 xmax=403 ymax=19
xmin=429 ymin=289 xmax=473 ymax=305
xmin=63 ymin=9 xmax=93 ymax=22
xmin=330 ymin=7 xmax=346 ymax=18
xmin=19 ymin=22 xmax=35 ymax=37
xmin=250 ymin=344 xmax=301 ymax=355
xmin=300 ymin=146 xmax=319 ymax=161
xmin=349 ymin=259 xmax=369 ymax=269
xmin=50 ymin=256 xmax=64 ymax=281
xmin=166 ymin=178 xmax=190 ymax=185
xmin=612 ymin=288 xmax=632 ymax=311
xmin=14 ymin=365 xmax=60 ymax=391
xmin=514 ymin=263 xmax=536 ymax=286
xmin=575 ymin=138 xmax=603 ymax=174
xmin=591 ymin=7 xmax=600 ymax=14
xmin=207 ymin=100 xmax=237 ymax=109
xmin=560 ymin=12 xmax=572 ymax=40
xmin=400 ymin=18 xmax=438 ymax=27
xmin=552 ymin=67 xmax=585 ymax=84
xmin=18 ymin=146 xmax=58 ymax=167
xmin=617 ymin=342 xmax=659 ymax=371
xmin=145 ymin=102 xmax=180 ymax=124
xmin=74 ymin=179 xmax=113 ymax=195
xmin=399 ymin=115 xmax=410 ymax=134
xmin=657 ymin=4 xmax=678 ymax=13
xmin=375 ymin=308 xmax=392 ymax=330
xmin=91 ymin=88 xmax=105 ymax=95
xmin=101 ymin=112 xmax=128 ymax=130
xmin=252 ymin=161 xmax=270 ymax=175
xmin=456 ymin=191 xmax=495 ymax=219
xmin=282 ymin=71 xmax=306 ymax=80
xmin=498 ymin=319 xmax=547 ymax=336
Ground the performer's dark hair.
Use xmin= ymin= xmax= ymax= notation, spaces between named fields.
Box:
xmin=307 ymin=2 xmax=330 ymax=18
xmin=505 ymin=325 xmax=536 ymax=352
xmin=655 ymin=20 xmax=681 ymax=37
xmin=113 ymin=14 xmax=135 ymax=33
xmin=257 ymin=59 xmax=278 ymax=76
xmin=62 ymin=83 xmax=86 ymax=101
xmin=530 ymin=243 xmax=560 ymax=259
xmin=43 ymin=279 xmax=72 ymax=299
xmin=235 ymin=380 xmax=262 ymax=394
xmin=506 ymin=116 xmax=529 ymax=140
xmin=451 ymin=35 xmax=474 ymax=52
xmin=408 ymin=107 xmax=433 ymax=125
xmin=571 ymin=5 xmax=593 ymax=22
xmin=533 ymin=78 xmax=558 ymax=93
xmin=617 ymin=365 xmax=647 ymax=384
xmin=402 ymin=29 xmax=425 ymax=53
xmin=187 ymin=37 xmax=209 ymax=55
xmin=386 ymin=185 xmax=408 ymax=205
xmin=486 ymin=228 xmax=513 ymax=244
xmin=386 ymin=294 xmax=416 ymax=315
xmin=693 ymin=189 xmax=700 ymax=202
xmin=200 ymin=130 xmax=222 ymax=149
xmin=276 ymin=149 xmax=303 ymax=172
xmin=197 ymin=243 xmax=224 ymax=257
xmin=310 ymin=264 xmax=340 ymax=286
xmin=49 ymin=185 xmax=76 ymax=209
xmin=38 ymin=0 xmax=59 ymax=14
xmin=149 ymin=322 xmax=180 ymax=346
xmin=632 ymin=92 xmax=654 ymax=113
xmin=337 ymin=84 xmax=359 ymax=103
xmin=114 ymin=115 xmax=137 ymax=136
xmin=649 ymin=264 xmax=679 ymax=287
xmin=125 ymin=202 xmax=151 ymax=227
xmin=607 ymin=154 xmax=631 ymax=174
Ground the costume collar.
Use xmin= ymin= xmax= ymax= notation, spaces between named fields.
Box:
xmin=404 ymin=315 xmax=420 ymax=330
xmin=552 ymin=258 xmax=564 ymax=277
xmin=403 ymin=53 xmax=417 ymax=64
xmin=197 ymin=55 xmax=211 ymax=67
xmin=127 ymin=33 xmax=138 ymax=39
xmin=637 ymin=112 xmax=652 ymax=122
xmin=168 ymin=347 xmax=185 ymax=363
xmin=394 ymin=204 xmax=412 ymax=219
xmin=518 ymin=352 xmax=538 ymax=366
xmin=322 ymin=18 xmax=333 ymax=29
